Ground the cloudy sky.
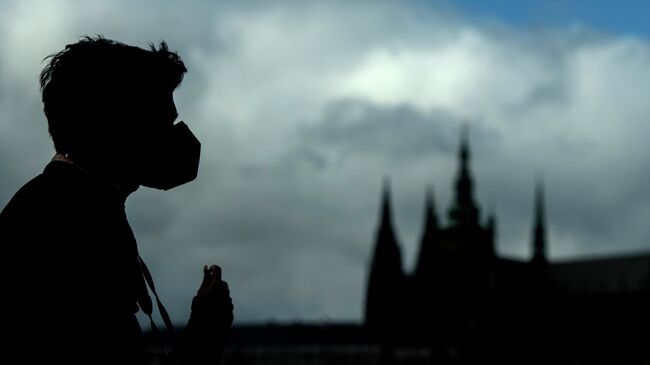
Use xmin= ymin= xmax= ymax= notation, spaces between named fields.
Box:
xmin=1 ymin=0 xmax=649 ymax=325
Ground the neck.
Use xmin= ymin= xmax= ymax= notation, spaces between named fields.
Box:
xmin=51 ymin=152 xmax=139 ymax=201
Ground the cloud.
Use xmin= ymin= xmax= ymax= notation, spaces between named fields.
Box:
xmin=0 ymin=1 xmax=649 ymax=324
xmin=300 ymin=99 xmax=459 ymax=162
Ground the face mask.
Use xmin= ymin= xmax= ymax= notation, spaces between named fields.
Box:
xmin=139 ymin=121 xmax=201 ymax=191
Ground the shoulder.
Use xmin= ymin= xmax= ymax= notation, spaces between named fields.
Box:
xmin=0 ymin=161 xmax=104 ymax=233
xmin=0 ymin=172 xmax=51 ymax=222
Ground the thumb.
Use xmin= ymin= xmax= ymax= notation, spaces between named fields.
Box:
xmin=208 ymin=264 xmax=222 ymax=282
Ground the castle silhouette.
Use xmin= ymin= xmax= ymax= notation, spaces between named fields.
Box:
xmin=214 ymin=129 xmax=649 ymax=364
xmin=364 ymin=129 xmax=650 ymax=361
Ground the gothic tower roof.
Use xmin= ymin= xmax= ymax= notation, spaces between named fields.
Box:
xmin=448 ymin=126 xmax=480 ymax=228
xmin=365 ymin=178 xmax=405 ymax=327
xmin=415 ymin=186 xmax=439 ymax=277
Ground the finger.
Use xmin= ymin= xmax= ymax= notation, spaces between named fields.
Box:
xmin=203 ymin=275 xmax=225 ymax=294
xmin=198 ymin=265 xmax=215 ymax=294
xmin=209 ymin=280 xmax=228 ymax=294
xmin=202 ymin=265 xmax=212 ymax=282
xmin=202 ymin=281 xmax=230 ymax=301
xmin=219 ymin=281 xmax=230 ymax=293
xmin=209 ymin=264 xmax=222 ymax=282
xmin=205 ymin=279 xmax=220 ymax=294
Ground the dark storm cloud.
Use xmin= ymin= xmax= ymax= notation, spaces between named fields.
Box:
xmin=289 ymin=98 xmax=502 ymax=177
xmin=301 ymin=99 xmax=458 ymax=161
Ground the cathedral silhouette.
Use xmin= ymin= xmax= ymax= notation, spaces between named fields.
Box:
xmin=364 ymin=129 xmax=650 ymax=361
xmin=215 ymin=130 xmax=649 ymax=364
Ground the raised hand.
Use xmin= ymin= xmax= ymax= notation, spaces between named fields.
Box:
xmin=196 ymin=265 xmax=234 ymax=326
xmin=176 ymin=264 xmax=233 ymax=364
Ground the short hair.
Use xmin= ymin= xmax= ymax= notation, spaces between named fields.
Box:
xmin=40 ymin=35 xmax=187 ymax=155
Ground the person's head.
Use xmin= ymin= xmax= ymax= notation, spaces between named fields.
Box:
xmin=40 ymin=36 xmax=198 ymax=191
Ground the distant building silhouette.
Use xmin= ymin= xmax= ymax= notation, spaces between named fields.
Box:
xmin=215 ymin=130 xmax=649 ymax=365
xmin=203 ymin=128 xmax=649 ymax=365
xmin=364 ymin=129 xmax=650 ymax=359
xmin=365 ymin=178 xmax=405 ymax=334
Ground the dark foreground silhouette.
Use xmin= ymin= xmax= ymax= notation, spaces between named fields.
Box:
xmin=0 ymin=36 xmax=233 ymax=365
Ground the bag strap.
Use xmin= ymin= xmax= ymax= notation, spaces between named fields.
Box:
xmin=137 ymin=255 xmax=176 ymax=356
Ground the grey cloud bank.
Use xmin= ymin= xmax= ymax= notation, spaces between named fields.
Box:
xmin=0 ymin=1 xmax=648 ymax=324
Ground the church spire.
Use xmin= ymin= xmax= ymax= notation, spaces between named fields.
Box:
xmin=380 ymin=177 xmax=394 ymax=232
xmin=532 ymin=180 xmax=547 ymax=263
xmin=448 ymin=125 xmax=480 ymax=227
xmin=415 ymin=185 xmax=439 ymax=277
xmin=365 ymin=177 xmax=405 ymax=328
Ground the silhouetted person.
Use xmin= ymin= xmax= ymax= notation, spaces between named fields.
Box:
xmin=0 ymin=36 xmax=233 ymax=364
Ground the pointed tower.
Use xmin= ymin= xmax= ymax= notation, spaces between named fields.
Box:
xmin=365 ymin=178 xmax=405 ymax=329
xmin=531 ymin=181 xmax=547 ymax=264
xmin=448 ymin=126 xmax=481 ymax=228
xmin=415 ymin=186 xmax=439 ymax=278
